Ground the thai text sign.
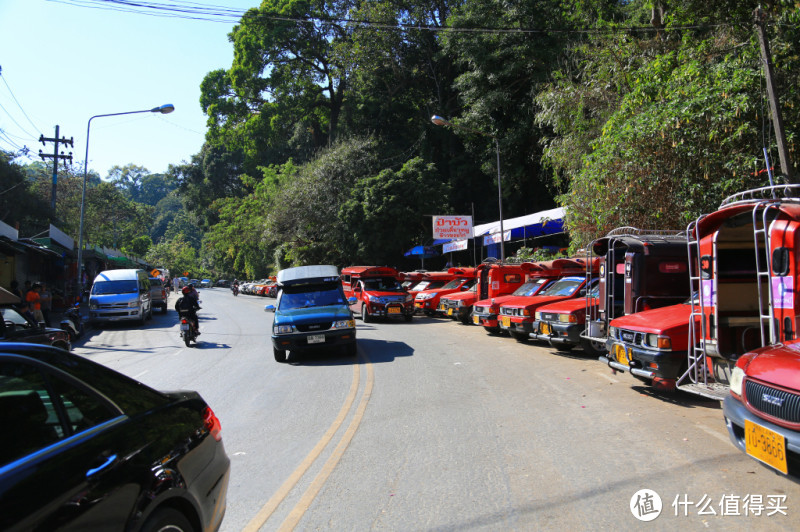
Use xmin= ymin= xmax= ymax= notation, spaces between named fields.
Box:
xmin=443 ymin=239 xmax=469 ymax=253
xmin=433 ymin=215 xmax=473 ymax=240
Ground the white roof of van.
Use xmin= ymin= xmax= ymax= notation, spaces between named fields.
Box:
xmin=277 ymin=265 xmax=339 ymax=285
xmin=94 ymin=269 xmax=143 ymax=281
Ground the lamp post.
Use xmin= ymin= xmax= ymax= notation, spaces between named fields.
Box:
xmin=431 ymin=114 xmax=505 ymax=262
xmin=76 ymin=104 xmax=175 ymax=298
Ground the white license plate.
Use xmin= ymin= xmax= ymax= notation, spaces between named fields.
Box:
xmin=180 ymin=323 xmax=190 ymax=331
xmin=307 ymin=334 xmax=325 ymax=344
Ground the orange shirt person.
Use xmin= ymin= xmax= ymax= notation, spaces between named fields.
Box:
xmin=26 ymin=284 xmax=44 ymax=323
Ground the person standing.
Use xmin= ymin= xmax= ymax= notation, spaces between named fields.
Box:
xmin=172 ymin=276 xmax=180 ymax=295
xmin=39 ymin=282 xmax=53 ymax=327
xmin=26 ymin=283 xmax=44 ymax=324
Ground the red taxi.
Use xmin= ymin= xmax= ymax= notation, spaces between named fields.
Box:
xmin=498 ymin=275 xmax=591 ymax=342
xmin=342 ymin=266 xmax=414 ymax=322
xmin=414 ymin=268 xmax=476 ymax=316
xmin=438 ymin=262 xmax=530 ymax=324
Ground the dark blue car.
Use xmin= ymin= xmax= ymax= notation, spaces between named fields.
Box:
xmin=266 ymin=265 xmax=357 ymax=362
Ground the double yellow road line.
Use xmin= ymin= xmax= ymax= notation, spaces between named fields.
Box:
xmin=244 ymin=352 xmax=374 ymax=531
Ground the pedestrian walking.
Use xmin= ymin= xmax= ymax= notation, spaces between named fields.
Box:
xmin=25 ymin=284 xmax=44 ymax=324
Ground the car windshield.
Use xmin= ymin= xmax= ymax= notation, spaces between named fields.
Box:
xmin=362 ymin=277 xmax=404 ymax=292
xmin=541 ymin=279 xmax=583 ymax=297
xmin=441 ymin=279 xmax=466 ymax=290
xmin=513 ymin=279 xmax=549 ymax=297
xmin=279 ymin=284 xmax=347 ymax=310
xmin=149 ymin=278 xmax=162 ymax=287
xmin=1 ymin=307 xmax=32 ymax=327
xmin=91 ymin=280 xmax=138 ymax=294
xmin=410 ymin=281 xmax=430 ymax=291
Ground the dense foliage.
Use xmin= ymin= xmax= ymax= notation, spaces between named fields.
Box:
xmin=4 ymin=0 xmax=800 ymax=279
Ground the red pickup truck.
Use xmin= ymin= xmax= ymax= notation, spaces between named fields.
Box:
xmin=341 ymin=266 xmax=414 ymax=322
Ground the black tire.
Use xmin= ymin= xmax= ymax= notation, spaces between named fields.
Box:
xmin=274 ymin=347 xmax=287 ymax=362
xmin=459 ymin=314 xmax=471 ymax=325
xmin=404 ymin=313 xmax=413 ymax=322
xmin=147 ymin=305 xmax=153 ymax=321
xmin=580 ymin=338 xmax=606 ymax=357
xmin=551 ymin=341 xmax=573 ymax=352
xmin=184 ymin=335 xmax=191 ymax=347
xmin=344 ymin=342 xmax=357 ymax=357
xmin=141 ymin=507 xmax=194 ymax=532
xmin=361 ymin=305 xmax=372 ymax=323
xmin=162 ymin=304 xmax=168 ymax=314
xmin=511 ymin=331 xmax=528 ymax=342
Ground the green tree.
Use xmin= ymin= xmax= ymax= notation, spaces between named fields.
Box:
xmin=341 ymin=157 xmax=451 ymax=263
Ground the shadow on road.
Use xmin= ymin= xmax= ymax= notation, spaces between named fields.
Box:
xmin=288 ymin=338 xmax=414 ymax=366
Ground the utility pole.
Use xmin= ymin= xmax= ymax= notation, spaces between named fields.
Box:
xmin=39 ymin=125 xmax=74 ymax=213
xmin=754 ymin=7 xmax=793 ymax=183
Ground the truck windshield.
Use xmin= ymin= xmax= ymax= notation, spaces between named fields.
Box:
xmin=442 ymin=278 xmax=473 ymax=290
xmin=91 ymin=281 xmax=138 ymax=294
xmin=362 ymin=278 xmax=404 ymax=291
xmin=279 ymin=284 xmax=346 ymax=310
xmin=541 ymin=279 xmax=583 ymax=297
xmin=513 ymin=280 xmax=549 ymax=297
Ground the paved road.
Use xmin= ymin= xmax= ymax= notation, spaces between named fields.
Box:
xmin=73 ymin=288 xmax=800 ymax=531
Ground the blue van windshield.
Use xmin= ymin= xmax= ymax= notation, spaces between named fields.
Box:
xmin=279 ymin=284 xmax=346 ymax=310
xmin=92 ymin=280 xmax=138 ymax=294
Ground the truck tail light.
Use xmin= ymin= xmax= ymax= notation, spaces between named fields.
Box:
xmin=203 ymin=406 xmax=222 ymax=441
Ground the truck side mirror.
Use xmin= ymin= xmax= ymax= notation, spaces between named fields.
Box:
xmin=265 ymin=305 xmax=276 ymax=313
xmin=348 ymin=297 xmax=357 ymax=305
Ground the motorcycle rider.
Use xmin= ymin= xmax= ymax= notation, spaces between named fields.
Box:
xmin=232 ymin=278 xmax=239 ymax=295
xmin=175 ymin=286 xmax=201 ymax=335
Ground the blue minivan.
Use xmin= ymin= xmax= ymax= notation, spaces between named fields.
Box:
xmin=266 ymin=265 xmax=357 ymax=362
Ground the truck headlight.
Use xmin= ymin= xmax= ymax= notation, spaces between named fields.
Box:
xmin=128 ymin=301 xmax=139 ymax=308
xmin=534 ymin=312 xmax=542 ymax=320
xmin=559 ymin=314 xmax=576 ymax=323
xmin=332 ymin=320 xmax=355 ymax=329
xmin=646 ymin=333 xmax=671 ymax=350
xmin=274 ymin=325 xmax=293 ymax=334
xmin=730 ymin=366 xmax=745 ymax=397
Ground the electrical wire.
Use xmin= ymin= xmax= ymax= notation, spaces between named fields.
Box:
xmin=48 ymin=0 xmax=733 ymax=35
xmin=0 ymin=68 xmax=43 ymax=137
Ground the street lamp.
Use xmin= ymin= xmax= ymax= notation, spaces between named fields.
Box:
xmin=431 ymin=114 xmax=505 ymax=262
xmin=76 ymin=104 xmax=175 ymax=298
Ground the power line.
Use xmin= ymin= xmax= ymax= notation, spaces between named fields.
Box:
xmin=49 ymin=0 xmax=733 ymax=35
xmin=0 ymin=67 xmax=43 ymax=137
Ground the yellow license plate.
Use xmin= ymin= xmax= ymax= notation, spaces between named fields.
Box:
xmin=388 ymin=306 xmax=401 ymax=314
xmin=615 ymin=344 xmax=629 ymax=365
xmin=473 ymin=315 xmax=480 ymax=325
xmin=439 ymin=303 xmax=445 ymax=311
xmin=540 ymin=322 xmax=551 ymax=335
xmin=501 ymin=316 xmax=511 ymax=328
xmin=745 ymin=419 xmax=788 ymax=474
xmin=447 ymin=308 xmax=453 ymax=316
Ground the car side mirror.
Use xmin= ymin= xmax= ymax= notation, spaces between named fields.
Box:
xmin=265 ymin=305 xmax=276 ymax=313
xmin=347 ymin=297 xmax=357 ymax=305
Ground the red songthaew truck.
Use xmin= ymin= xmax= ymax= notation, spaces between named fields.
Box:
xmin=437 ymin=261 xmax=532 ymax=324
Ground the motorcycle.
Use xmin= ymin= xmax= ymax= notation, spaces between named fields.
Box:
xmin=60 ymin=301 xmax=84 ymax=342
xmin=232 ymin=284 xmax=239 ymax=296
xmin=179 ymin=311 xmax=199 ymax=347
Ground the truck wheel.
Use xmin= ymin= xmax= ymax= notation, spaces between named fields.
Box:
xmin=404 ymin=313 xmax=413 ymax=322
xmin=459 ymin=314 xmax=471 ymax=325
xmin=511 ymin=331 xmax=528 ymax=342
xmin=274 ymin=348 xmax=287 ymax=362
xmin=361 ymin=305 xmax=372 ymax=323
xmin=580 ymin=338 xmax=606 ymax=357
xmin=551 ymin=341 xmax=573 ymax=352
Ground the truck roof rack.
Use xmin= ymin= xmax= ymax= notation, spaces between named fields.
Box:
xmin=720 ymin=185 xmax=800 ymax=208
xmin=277 ymin=265 xmax=340 ymax=286
xmin=603 ymin=226 xmax=683 ymax=238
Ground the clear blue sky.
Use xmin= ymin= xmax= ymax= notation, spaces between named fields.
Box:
xmin=0 ymin=0 xmax=257 ymax=177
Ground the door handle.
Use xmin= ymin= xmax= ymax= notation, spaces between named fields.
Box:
xmin=86 ymin=453 xmax=117 ymax=478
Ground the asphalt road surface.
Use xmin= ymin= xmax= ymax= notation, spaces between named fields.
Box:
xmin=73 ymin=287 xmax=800 ymax=531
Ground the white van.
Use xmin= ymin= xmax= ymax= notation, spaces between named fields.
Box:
xmin=88 ymin=269 xmax=152 ymax=325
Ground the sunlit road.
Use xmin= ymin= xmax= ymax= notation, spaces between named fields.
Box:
xmin=73 ymin=287 xmax=800 ymax=530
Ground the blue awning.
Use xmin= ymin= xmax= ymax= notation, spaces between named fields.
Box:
xmin=404 ymin=245 xmax=439 ymax=259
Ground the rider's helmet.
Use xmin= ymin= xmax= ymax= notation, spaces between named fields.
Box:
xmin=182 ymin=286 xmax=192 ymax=295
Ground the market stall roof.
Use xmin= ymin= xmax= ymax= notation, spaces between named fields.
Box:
xmin=404 ymin=245 xmax=439 ymax=259
xmin=472 ymin=207 xmax=565 ymax=237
